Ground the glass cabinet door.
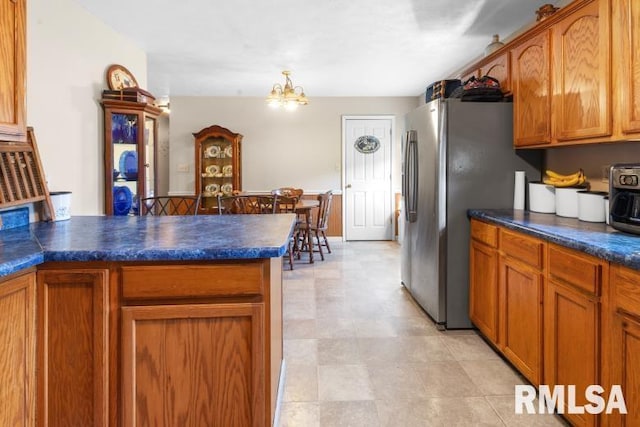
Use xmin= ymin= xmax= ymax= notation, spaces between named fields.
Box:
xmin=144 ymin=116 xmax=156 ymax=199
xmin=111 ymin=112 xmax=139 ymax=215
xmin=200 ymin=136 xmax=235 ymax=211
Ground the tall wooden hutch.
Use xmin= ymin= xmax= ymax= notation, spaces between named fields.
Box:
xmin=194 ymin=125 xmax=243 ymax=214
xmin=101 ymin=99 xmax=162 ymax=215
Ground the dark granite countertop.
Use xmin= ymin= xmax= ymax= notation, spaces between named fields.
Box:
xmin=0 ymin=215 xmax=296 ymax=278
xmin=468 ymin=209 xmax=640 ymax=270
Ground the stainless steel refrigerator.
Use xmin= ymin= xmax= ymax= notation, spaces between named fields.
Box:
xmin=401 ymin=99 xmax=541 ymax=329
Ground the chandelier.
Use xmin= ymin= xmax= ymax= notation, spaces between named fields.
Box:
xmin=266 ymin=71 xmax=309 ymax=110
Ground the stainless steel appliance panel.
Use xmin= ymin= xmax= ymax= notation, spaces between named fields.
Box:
xmin=401 ymin=99 xmax=542 ymax=329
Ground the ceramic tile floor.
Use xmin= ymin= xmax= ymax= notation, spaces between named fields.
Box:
xmin=278 ymin=240 xmax=569 ymax=427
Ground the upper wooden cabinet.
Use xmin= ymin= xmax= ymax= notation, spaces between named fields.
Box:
xmin=511 ymin=31 xmax=552 ymax=146
xmin=480 ymin=52 xmax=510 ymax=94
xmin=616 ymin=0 xmax=640 ymax=135
xmin=0 ymin=0 xmax=27 ymax=142
xmin=457 ymin=0 xmax=635 ymax=147
xmin=459 ymin=52 xmax=510 ymax=93
xmin=552 ymin=0 xmax=611 ymax=142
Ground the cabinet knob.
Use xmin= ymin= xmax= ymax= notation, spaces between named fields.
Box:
xmin=346 ymin=184 xmax=352 ymax=189
xmin=144 ymin=163 xmax=150 ymax=168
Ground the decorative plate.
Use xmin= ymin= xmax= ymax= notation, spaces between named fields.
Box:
xmin=221 ymin=183 xmax=233 ymax=195
xmin=205 ymin=145 xmax=221 ymax=158
xmin=205 ymin=165 xmax=220 ymax=175
xmin=205 ymin=183 xmax=220 ymax=193
xmin=224 ymin=146 xmax=233 ymax=158
xmin=118 ymin=150 xmax=138 ymax=178
xmin=354 ymin=135 xmax=381 ymax=154
xmin=106 ymin=64 xmax=139 ymax=90
xmin=222 ymin=165 xmax=233 ymax=176
xmin=113 ymin=186 xmax=133 ymax=215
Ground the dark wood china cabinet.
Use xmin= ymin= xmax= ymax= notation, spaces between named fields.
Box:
xmin=193 ymin=125 xmax=243 ymax=214
xmin=101 ymin=100 xmax=162 ymax=215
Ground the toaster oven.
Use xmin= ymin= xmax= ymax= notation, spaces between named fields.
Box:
xmin=610 ymin=164 xmax=640 ymax=235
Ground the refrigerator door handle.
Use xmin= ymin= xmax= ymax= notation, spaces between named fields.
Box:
xmin=406 ymin=131 xmax=418 ymax=223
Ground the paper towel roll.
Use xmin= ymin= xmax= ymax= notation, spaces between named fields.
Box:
xmin=514 ymin=171 xmax=525 ymax=210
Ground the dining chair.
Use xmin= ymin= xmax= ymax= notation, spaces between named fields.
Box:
xmin=298 ymin=191 xmax=332 ymax=260
xmin=217 ymin=194 xmax=277 ymax=214
xmin=139 ymin=195 xmax=200 ymax=216
xmin=271 ymin=187 xmax=304 ymax=198
xmin=274 ymin=195 xmax=301 ymax=270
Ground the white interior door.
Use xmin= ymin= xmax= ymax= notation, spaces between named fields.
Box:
xmin=343 ymin=117 xmax=393 ymax=240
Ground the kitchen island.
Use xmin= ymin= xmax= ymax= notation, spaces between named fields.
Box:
xmin=468 ymin=209 xmax=640 ymax=427
xmin=0 ymin=213 xmax=295 ymax=427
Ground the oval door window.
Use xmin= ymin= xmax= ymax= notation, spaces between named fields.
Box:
xmin=354 ymin=135 xmax=380 ymax=154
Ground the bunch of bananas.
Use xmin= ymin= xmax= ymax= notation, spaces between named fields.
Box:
xmin=543 ymin=169 xmax=587 ymax=187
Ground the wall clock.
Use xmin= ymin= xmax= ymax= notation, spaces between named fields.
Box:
xmin=106 ymin=64 xmax=139 ymax=90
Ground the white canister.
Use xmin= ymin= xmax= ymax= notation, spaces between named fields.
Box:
xmin=49 ymin=191 xmax=72 ymax=221
xmin=555 ymin=187 xmax=582 ymax=218
xmin=529 ymin=182 xmax=555 ymax=213
xmin=577 ymin=191 xmax=608 ymax=222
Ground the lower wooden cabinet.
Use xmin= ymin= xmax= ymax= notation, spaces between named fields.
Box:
xmin=499 ymin=255 xmax=543 ymax=385
xmin=0 ymin=270 xmax=36 ymax=427
xmin=545 ymin=245 xmax=604 ymax=427
xmin=545 ymin=279 xmax=599 ymax=427
xmin=36 ymin=268 xmax=109 ymax=427
xmin=122 ymin=303 xmax=265 ymax=426
xmin=469 ymin=220 xmax=499 ymax=342
xmin=469 ymin=239 xmax=499 ymax=342
xmin=603 ymin=264 xmax=640 ymax=426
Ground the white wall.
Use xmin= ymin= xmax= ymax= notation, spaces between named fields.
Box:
xmin=27 ymin=0 xmax=147 ymax=215
xmin=169 ymin=97 xmax=418 ymax=195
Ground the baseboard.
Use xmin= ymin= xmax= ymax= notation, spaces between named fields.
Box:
xmin=272 ymin=359 xmax=286 ymax=427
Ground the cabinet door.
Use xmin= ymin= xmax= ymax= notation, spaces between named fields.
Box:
xmin=607 ymin=311 xmax=640 ymax=427
xmin=553 ymin=0 xmax=611 ymax=141
xmin=0 ymin=272 xmax=36 ymax=427
xmin=0 ymin=0 xmax=26 ymax=142
xmin=604 ymin=265 xmax=640 ymax=426
xmin=37 ymin=269 xmax=109 ymax=427
xmin=499 ymin=256 xmax=543 ymax=385
xmin=469 ymin=240 xmax=499 ymax=343
xmin=122 ymin=303 xmax=265 ymax=427
xmin=480 ymin=53 xmax=510 ymax=94
xmin=544 ymin=280 xmax=599 ymax=427
xmin=511 ymin=31 xmax=551 ymax=146
xmin=618 ymin=0 xmax=640 ymax=134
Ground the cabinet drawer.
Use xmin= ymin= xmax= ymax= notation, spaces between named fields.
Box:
xmin=548 ymin=245 xmax=602 ymax=296
xmin=611 ymin=264 xmax=640 ymax=317
xmin=121 ymin=262 xmax=266 ymax=300
xmin=499 ymin=229 xmax=544 ymax=269
xmin=471 ymin=220 xmax=498 ymax=248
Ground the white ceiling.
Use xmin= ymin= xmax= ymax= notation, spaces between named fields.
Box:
xmin=73 ymin=0 xmax=563 ymax=98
